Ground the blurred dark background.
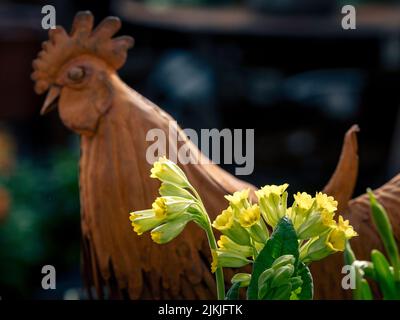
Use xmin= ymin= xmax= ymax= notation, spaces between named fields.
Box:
xmin=0 ymin=0 xmax=400 ymax=299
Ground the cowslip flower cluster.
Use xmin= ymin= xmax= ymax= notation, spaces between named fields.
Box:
xmin=129 ymin=156 xmax=226 ymax=299
xmin=211 ymin=184 xmax=358 ymax=271
xmin=130 ymin=156 xmax=205 ymax=244
xmin=128 ymin=158 xmax=358 ymax=300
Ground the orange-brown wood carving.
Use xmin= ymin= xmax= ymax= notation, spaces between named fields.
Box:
xmin=32 ymin=11 xmax=254 ymax=299
xmin=32 ymin=11 xmax=400 ymax=299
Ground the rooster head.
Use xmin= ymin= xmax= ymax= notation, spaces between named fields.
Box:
xmin=31 ymin=11 xmax=134 ymax=136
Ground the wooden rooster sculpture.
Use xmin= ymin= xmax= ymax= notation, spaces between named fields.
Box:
xmin=32 ymin=12 xmax=400 ymax=299
xmin=32 ymin=11 xmax=253 ymax=299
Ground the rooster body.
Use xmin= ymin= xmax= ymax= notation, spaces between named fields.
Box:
xmin=78 ymin=75 xmax=253 ymax=298
xmin=32 ymin=12 xmax=253 ymax=298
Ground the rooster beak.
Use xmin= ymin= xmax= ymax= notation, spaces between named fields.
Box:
xmin=40 ymin=86 xmax=61 ymax=115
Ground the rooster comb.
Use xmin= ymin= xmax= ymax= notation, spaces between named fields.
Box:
xmin=31 ymin=11 xmax=134 ymax=94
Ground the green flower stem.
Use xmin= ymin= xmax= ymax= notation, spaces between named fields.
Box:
xmin=205 ymin=225 xmax=226 ymax=300
xmin=190 ymin=185 xmax=225 ymax=300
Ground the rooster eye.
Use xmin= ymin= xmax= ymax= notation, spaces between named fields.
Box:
xmin=68 ymin=67 xmax=85 ymax=81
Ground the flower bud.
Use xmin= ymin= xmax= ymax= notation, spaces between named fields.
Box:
xmin=270 ymin=265 xmax=294 ymax=288
xmin=271 ymin=283 xmax=292 ymax=300
xmin=159 ymin=182 xmax=196 ymax=200
xmin=271 ymin=254 xmax=296 ymax=270
xmin=217 ymin=235 xmax=253 ymax=258
xmin=150 ymin=215 xmax=191 ymax=244
xmin=150 ymin=156 xmax=190 ymax=188
xmin=258 ymin=268 xmax=275 ymax=289
xmin=129 ymin=210 xmax=164 ymax=235
xmin=213 ymin=250 xmax=252 ymax=272
xmin=289 ymin=276 xmax=303 ymax=290
xmin=231 ymin=273 xmax=251 ymax=288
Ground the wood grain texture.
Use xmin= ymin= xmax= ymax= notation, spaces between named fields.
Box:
xmin=78 ymin=78 xmax=255 ymax=299
xmin=323 ymin=125 xmax=359 ymax=214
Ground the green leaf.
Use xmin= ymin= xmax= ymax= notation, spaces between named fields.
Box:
xmin=359 ymin=279 xmax=373 ymax=300
xmin=353 ymin=260 xmax=376 ymax=281
xmin=247 ymin=217 xmax=299 ymax=299
xmin=225 ymin=282 xmax=241 ymax=300
xmin=371 ymin=249 xmax=396 ymax=299
xmin=368 ymin=189 xmax=400 ymax=281
xmin=344 ymin=240 xmax=356 ymax=266
xmin=297 ymin=262 xmax=313 ymax=300
xmin=345 ymin=241 xmax=371 ymax=300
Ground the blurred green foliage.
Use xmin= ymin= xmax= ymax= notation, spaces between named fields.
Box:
xmin=0 ymin=148 xmax=80 ymax=298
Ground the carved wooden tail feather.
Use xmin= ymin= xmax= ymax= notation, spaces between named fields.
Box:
xmin=323 ymin=125 xmax=359 ymax=213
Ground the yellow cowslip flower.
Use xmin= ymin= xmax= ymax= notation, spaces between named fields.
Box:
xmin=217 ymin=235 xmax=253 ymax=257
xmin=256 ymin=183 xmax=289 ymax=198
xmin=315 ymin=192 xmax=338 ymax=213
xmin=212 ymin=206 xmax=251 ymax=246
xmin=296 ymin=209 xmax=335 ymax=240
xmin=237 ymin=204 xmax=268 ymax=243
xmin=326 ymin=227 xmax=346 ymax=252
xmin=294 ymin=192 xmax=314 ymax=210
xmin=151 ymin=231 xmax=162 ymax=243
xmin=289 ymin=192 xmax=315 ymax=230
xmin=224 ymin=189 xmax=250 ymax=214
xmin=255 ymin=183 xmax=289 ymax=228
xmin=321 ymin=210 xmax=336 ymax=227
xmin=212 ymin=207 xmax=234 ymax=231
xmin=295 ymin=193 xmax=337 ymax=240
xmin=337 ymin=215 xmax=358 ymax=238
xmin=150 ymin=156 xmax=190 ymax=188
xmin=152 ymin=196 xmax=197 ymax=221
xmin=150 ymin=215 xmax=191 ymax=244
xmin=239 ymin=204 xmax=261 ymax=228
xmin=129 ymin=210 xmax=164 ymax=235
xmin=300 ymin=219 xmax=357 ymax=263
xmin=152 ymin=197 xmax=167 ymax=218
